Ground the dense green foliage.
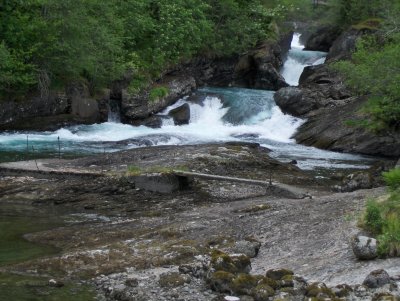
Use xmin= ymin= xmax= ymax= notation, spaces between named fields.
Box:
xmin=362 ymin=169 xmax=400 ymax=257
xmin=331 ymin=0 xmax=400 ymax=131
xmin=0 ymin=0 xmax=284 ymax=99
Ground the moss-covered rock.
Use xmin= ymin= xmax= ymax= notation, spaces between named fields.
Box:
xmin=210 ymin=250 xmax=251 ymax=274
xmin=258 ymin=277 xmax=279 ymax=290
xmin=158 ymin=272 xmax=191 ymax=288
xmin=251 ymin=283 xmax=275 ymax=301
xmin=372 ymin=292 xmax=399 ymax=301
xmin=306 ymin=282 xmax=335 ymax=299
xmin=231 ymin=273 xmax=259 ymax=295
xmin=333 ymin=284 xmax=353 ymax=298
xmin=208 ymin=271 xmax=235 ymax=293
xmin=266 ymin=269 xmax=294 ymax=281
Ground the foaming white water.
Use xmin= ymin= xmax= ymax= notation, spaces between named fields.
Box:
xmin=281 ymin=33 xmax=327 ymax=86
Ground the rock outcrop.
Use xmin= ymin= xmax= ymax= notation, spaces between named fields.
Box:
xmin=275 ymin=50 xmax=400 ymax=157
xmin=304 ymin=25 xmax=341 ymax=52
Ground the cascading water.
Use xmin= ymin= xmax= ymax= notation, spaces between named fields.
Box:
xmin=107 ymin=99 xmax=121 ymax=123
xmin=0 ymin=33 xmax=376 ymax=171
xmin=280 ymin=33 xmax=327 ymax=86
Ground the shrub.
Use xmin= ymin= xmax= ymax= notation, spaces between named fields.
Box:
xmin=382 ymin=168 xmax=400 ymax=191
xmin=149 ymin=86 xmax=169 ymax=102
xmin=378 ymin=213 xmax=400 ymax=257
xmin=363 ymin=199 xmax=384 ymax=234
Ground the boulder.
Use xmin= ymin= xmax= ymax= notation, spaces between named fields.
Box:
xmin=396 ymin=159 xmax=400 ymax=169
xmin=274 ymin=87 xmax=313 ymax=117
xmin=362 ymin=269 xmax=391 ymax=288
xmin=233 ymin=240 xmax=262 ymax=258
xmin=351 ymin=236 xmax=378 ymax=260
xmin=253 ymin=63 xmax=288 ymax=90
xmin=121 ymin=75 xmax=196 ymax=121
xmin=131 ymin=115 xmax=163 ymax=128
xmin=304 ymin=26 xmax=341 ymax=52
xmin=169 ymin=103 xmax=190 ymax=125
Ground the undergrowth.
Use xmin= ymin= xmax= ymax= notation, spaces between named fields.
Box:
xmin=361 ymin=168 xmax=400 ymax=256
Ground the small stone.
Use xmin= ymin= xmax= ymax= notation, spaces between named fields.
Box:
xmin=224 ymin=296 xmax=240 ymax=301
xmin=363 ymin=269 xmax=391 ymax=289
xmin=48 ymin=279 xmax=64 ymax=287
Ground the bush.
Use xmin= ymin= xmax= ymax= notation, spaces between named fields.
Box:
xmin=149 ymin=86 xmax=170 ymax=102
xmin=382 ymin=168 xmax=400 ymax=191
xmin=378 ymin=213 xmax=400 ymax=257
xmin=363 ymin=199 xmax=384 ymax=234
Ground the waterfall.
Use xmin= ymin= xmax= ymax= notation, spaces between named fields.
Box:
xmin=107 ymin=99 xmax=121 ymax=123
xmin=280 ymin=33 xmax=327 ymax=86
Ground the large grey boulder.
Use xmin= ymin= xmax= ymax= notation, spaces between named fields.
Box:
xmin=169 ymin=103 xmax=190 ymax=125
xmin=362 ymin=269 xmax=391 ymax=288
xmin=351 ymin=235 xmax=378 ymax=260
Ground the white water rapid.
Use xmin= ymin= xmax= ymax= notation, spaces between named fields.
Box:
xmin=280 ymin=33 xmax=327 ymax=86
xmin=0 ymin=34 xmax=374 ymax=171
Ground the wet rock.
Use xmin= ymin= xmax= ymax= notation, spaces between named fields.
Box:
xmin=304 ymin=26 xmax=341 ymax=52
xmin=233 ymin=240 xmax=262 ymax=258
xmin=169 ymin=103 xmax=190 ymax=125
xmin=363 ymin=269 xmax=391 ymax=289
xmin=274 ymin=87 xmax=312 ymax=117
xmin=132 ymin=115 xmax=163 ymax=128
xmin=253 ymin=63 xmax=288 ymax=91
xmin=266 ymin=269 xmax=294 ymax=281
xmin=352 ymin=235 xmax=378 ymax=260
xmin=158 ymin=272 xmax=191 ymax=288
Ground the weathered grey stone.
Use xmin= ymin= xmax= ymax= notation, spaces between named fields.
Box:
xmin=362 ymin=269 xmax=391 ymax=288
xmin=169 ymin=103 xmax=190 ymax=125
xmin=274 ymin=87 xmax=310 ymax=117
xmin=351 ymin=236 xmax=378 ymax=260
xmin=233 ymin=240 xmax=261 ymax=258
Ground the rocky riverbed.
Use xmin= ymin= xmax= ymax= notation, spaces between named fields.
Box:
xmin=0 ymin=143 xmax=399 ymax=300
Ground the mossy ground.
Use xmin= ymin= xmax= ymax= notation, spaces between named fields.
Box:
xmin=0 ymin=273 xmax=96 ymax=301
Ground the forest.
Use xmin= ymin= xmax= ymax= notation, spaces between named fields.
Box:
xmin=1 ymin=0 xmax=399 ymax=130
